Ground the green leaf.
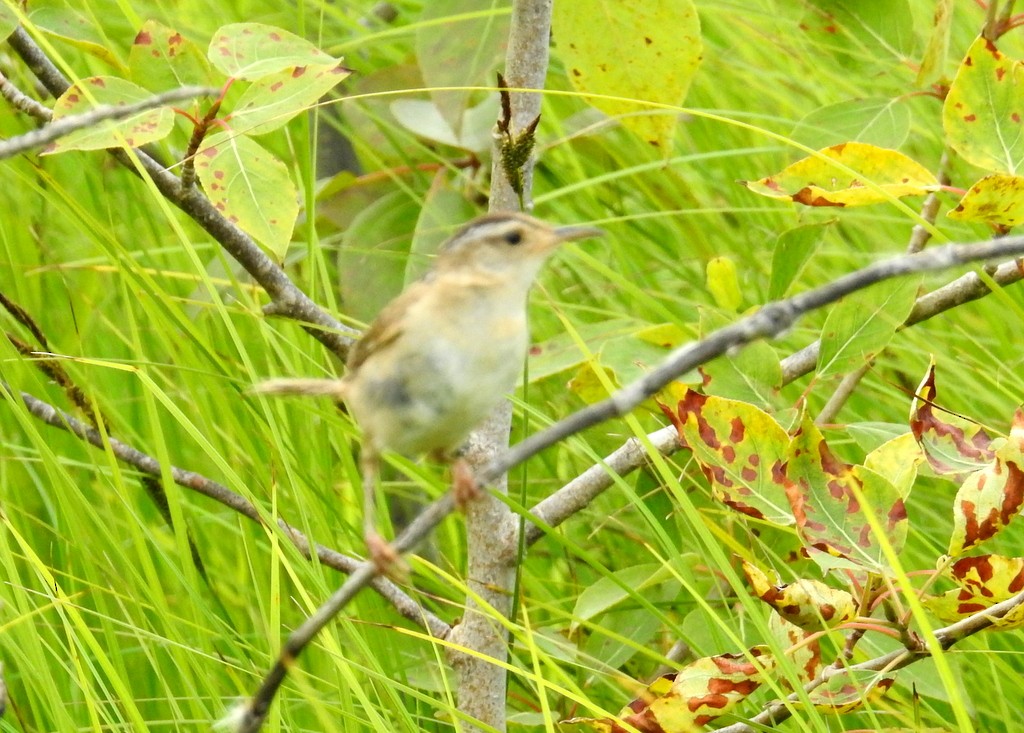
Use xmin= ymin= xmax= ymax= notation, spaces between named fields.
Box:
xmin=229 ymin=62 xmax=351 ymax=135
xmin=698 ymin=309 xmax=781 ymax=408
xmin=570 ymin=563 xmax=676 ymax=630
xmin=208 ymin=22 xmax=337 ymax=80
xmin=943 ymin=36 xmax=1024 ymax=174
xmin=741 ymin=142 xmax=939 ymax=207
xmin=415 ymin=0 xmax=510 ymax=135
xmin=706 ymin=257 xmax=742 ymax=312
xmin=43 ymin=76 xmax=175 ymax=154
xmin=816 ymin=275 xmax=920 ymax=381
xmin=552 ymin=0 xmax=702 ymax=152
xmin=661 ymin=390 xmax=794 ymax=525
xmin=801 ymin=0 xmax=916 ymax=59
xmin=788 ymin=415 xmax=908 ymax=571
xmin=194 ymin=132 xmax=298 ymax=258
xmin=863 ymin=432 xmax=922 ymax=499
xmin=791 ymin=97 xmax=911 ymax=150
xmin=128 ymin=20 xmax=217 ymax=93
xmin=948 ymin=173 xmax=1024 ymax=226
xmin=406 ymin=178 xmax=479 ymax=286
xmin=29 ymin=4 xmax=125 ymax=71
xmin=768 ymin=221 xmax=832 ymax=300
xmin=337 ymin=191 xmax=420 ymax=324
xmin=390 ymin=96 xmax=496 ymax=152
xmin=916 ymin=0 xmax=954 ymax=87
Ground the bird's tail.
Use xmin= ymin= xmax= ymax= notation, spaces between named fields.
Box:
xmin=249 ymin=378 xmax=347 ymax=399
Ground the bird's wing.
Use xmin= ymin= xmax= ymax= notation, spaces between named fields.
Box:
xmin=347 ymin=281 xmax=427 ymax=371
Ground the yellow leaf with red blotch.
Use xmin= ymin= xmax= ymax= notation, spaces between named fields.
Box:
xmin=944 ymin=36 xmax=1024 ymax=174
xmin=742 ymin=561 xmax=856 ymax=631
xmin=803 ymin=669 xmax=895 ymax=713
xmin=741 ymin=142 xmax=938 ymax=206
xmin=566 ymin=647 xmax=776 ymax=733
xmin=949 ymin=411 xmax=1024 ymax=556
xmin=948 ymin=173 xmax=1024 ymax=226
xmin=787 ymin=415 xmax=908 ymax=572
xmin=925 ymin=554 xmax=1024 ymax=629
xmin=910 ymin=362 xmax=995 ymax=481
xmin=660 ymin=390 xmax=794 ymax=525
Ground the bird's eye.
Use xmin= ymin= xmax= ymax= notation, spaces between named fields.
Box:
xmin=503 ymin=230 xmax=523 ymax=245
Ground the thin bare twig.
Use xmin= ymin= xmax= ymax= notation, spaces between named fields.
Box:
xmin=0 ymin=82 xmax=217 ymax=160
xmin=228 ymin=493 xmax=456 ymax=733
xmin=0 ymin=384 xmax=450 ymax=638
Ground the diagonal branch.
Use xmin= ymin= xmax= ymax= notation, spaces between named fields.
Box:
xmin=0 ymin=81 xmax=218 ymax=160
xmin=5 ymin=27 xmax=356 ymax=360
xmin=1 ymin=383 xmax=450 ymax=639
xmin=714 ymin=588 xmax=1024 ymax=733
xmin=481 ymin=236 xmax=1024 ymax=486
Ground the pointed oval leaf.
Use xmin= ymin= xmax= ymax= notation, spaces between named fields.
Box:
xmin=741 ymin=142 xmax=939 ymax=206
xmin=910 ymin=362 xmax=995 ymax=480
xmin=948 ymin=410 xmax=1024 ymax=556
xmin=863 ymin=432 xmax=922 ymax=499
xmin=943 ymin=36 xmax=1024 ymax=174
xmin=553 ymin=0 xmax=702 ymax=152
xmin=129 ymin=20 xmax=217 ymax=92
xmin=787 ymin=415 xmax=908 ymax=571
xmin=416 ymin=0 xmax=510 ymax=135
xmin=230 ymin=62 xmax=351 ymax=135
xmin=208 ymin=23 xmax=338 ymax=80
xmin=817 ymin=276 xmax=920 ymax=381
xmin=948 ymin=173 xmax=1024 ymax=226
xmin=194 ymin=132 xmax=298 ymax=258
xmin=30 ymin=6 xmax=125 ymax=71
xmin=804 ymin=669 xmax=895 ymax=713
xmin=742 ymin=561 xmax=856 ymax=631
xmin=660 ymin=390 xmax=794 ymax=525
xmin=791 ymin=97 xmax=911 ymax=150
xmin=926 ymin=554 xmax=1024 ymax=629
xmin=45 ymin=76 xmax=174 ymax=153
xmin=916 ymin=0 xmax=954 ymax=88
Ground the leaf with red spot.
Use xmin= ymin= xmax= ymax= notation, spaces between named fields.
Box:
xmin=552 ymin=0 xmax=702 ymax=153
xmin=742 ymin=560 xmax=856 ymax=631
xmin=229 ymin=63 xmax=352 ymax=135
xmin=43 ymin=76 xmax=174 ymax=154
xmin=787 ymin=415 xmax=908 ymax=571
xmin=803 ymin=669 xmax=895 ymax=712
xmin=948 ymin=173 xmax=1024 ymax=226
xmin=660 ymin=390 xmax=794 ymax=525
xmin=916 ymin=0 xmax=954 ymax=88
xmin=769 ymin=613 xmax=821 ymax=688
xmin=943 ymin=36 xmax=1024 ymax=174
xmin=194 ymin=132 xmax=298 ymax=258
xmin=925 ymin=554 xmax=1024 ymax=629
xmin=29 ymin=5 xmax=124 ymax=71
xmin=948 ymin=410 xmax=1024 ymax=556
xmin=863 ymin=431 xmax=922 ymax=499
xmin=910 ymin=362 xmax=995 ymax=481
xmin=740 ymin=142 xmax=939 ymax=207
xmin=208 ymin=23 xmax=338 ymax=80
xmin=128 ymin=20 xmax=216 ymax=93
xmin=565 ymin=647 xmax=776 ymax=733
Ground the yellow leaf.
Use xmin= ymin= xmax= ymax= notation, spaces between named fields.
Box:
xmin=553 ymin=0 xmax=702 ymax=152
xmin=742 ymin=142 xmax=938 ymax=207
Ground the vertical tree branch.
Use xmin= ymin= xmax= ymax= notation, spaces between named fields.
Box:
xmin=449 ymin=2 xmax=554 ymax=732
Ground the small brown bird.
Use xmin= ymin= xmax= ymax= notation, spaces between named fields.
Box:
xmin=255 ymin=212 xmax=603 ymax=568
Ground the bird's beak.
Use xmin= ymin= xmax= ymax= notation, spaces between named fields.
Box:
xmin=553 ymin=225 xmax=605 ymax=244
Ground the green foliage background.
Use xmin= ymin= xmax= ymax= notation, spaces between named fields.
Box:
xmin=2 ymin=0 xmax=1024 ymax=731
